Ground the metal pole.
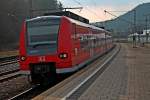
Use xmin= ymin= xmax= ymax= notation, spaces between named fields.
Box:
xmin=133 ymin=10 xmax=137 ymax=47
xmin=146 ymin=16 xmax=148 ymax=43
xmin=29 ymin=0 xmax=33 ymax=18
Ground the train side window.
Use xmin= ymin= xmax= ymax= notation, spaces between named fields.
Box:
xmin=72 ymin=23 xmax=77 ymax=39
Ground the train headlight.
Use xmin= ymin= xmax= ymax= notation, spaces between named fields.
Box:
xmin=20 ymin=56 xmax=26 ymax=61
xmin=59 ymin=53 xmax=68 ymax=59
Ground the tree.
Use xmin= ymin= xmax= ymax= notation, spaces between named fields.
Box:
xmin=0 ymin=0 xmax=63 ymax=50
xmin=58 ymin=1 xmax=63 ymax=10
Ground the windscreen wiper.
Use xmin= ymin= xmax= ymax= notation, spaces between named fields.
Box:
xmin=32 ymin=41 xmax=56 ymax=48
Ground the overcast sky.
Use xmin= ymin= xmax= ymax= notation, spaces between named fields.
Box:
xmin=59 ymin=0 xmax=150 ymax=22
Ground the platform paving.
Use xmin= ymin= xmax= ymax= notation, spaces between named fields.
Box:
xmin=79 ymin=43 xmax=150 ymax=100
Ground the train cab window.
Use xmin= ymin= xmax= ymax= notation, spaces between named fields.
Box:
xmin=26 ymin=17 xmax=61 ymax=55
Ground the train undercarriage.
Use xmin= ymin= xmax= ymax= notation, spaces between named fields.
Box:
xmin=29 ymin=62 xmax=57 ymax=86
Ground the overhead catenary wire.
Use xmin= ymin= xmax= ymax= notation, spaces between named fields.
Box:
xmin=72 ymin=0 xmax=103 ymax=21
xmin=104 ymin=10 xmax=135 ymax=25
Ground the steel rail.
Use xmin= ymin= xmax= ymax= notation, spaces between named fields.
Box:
xmin=0 ymin=60 xmax=19 ymax=66
xmin=0 ymin=69 xmax=20 ymax=76
xmin=8 ymin=84 xmax=40 ymax=100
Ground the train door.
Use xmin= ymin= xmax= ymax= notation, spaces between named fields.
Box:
xmin=89 ymin=28 xmax=94 ymax=57
xmin=104 ymin=32 xmax=107 ymax=51
xmin=72 ymin=23 xmax=79 ymax=65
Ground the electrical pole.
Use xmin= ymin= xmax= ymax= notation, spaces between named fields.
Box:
xmin=133 ymin=9 xmax=137 ymax=47
xmin=29 ymin=0 xmax=33 ymax=18
xmin=134 ymin=10 xmax=136 ymax=33
xmin=145 ymin=15 xmax=149 ymax=43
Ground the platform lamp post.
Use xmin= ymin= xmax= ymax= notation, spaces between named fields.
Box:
xmin=29 ymin=0 xmax=33 ymax=18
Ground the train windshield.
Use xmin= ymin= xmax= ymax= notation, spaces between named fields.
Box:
xmin=26 ymin=17 xmax=60 ymax=55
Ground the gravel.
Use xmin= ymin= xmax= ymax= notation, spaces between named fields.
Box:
xmin=0 ymin=75 xmax=31 ymax=100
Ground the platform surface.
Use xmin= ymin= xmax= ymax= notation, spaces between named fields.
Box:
xmin=79 ymin=43 xmax=150 ymax=100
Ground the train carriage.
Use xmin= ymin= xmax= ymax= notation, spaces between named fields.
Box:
xmin=19 ymin=15 xmax=113 ymax=84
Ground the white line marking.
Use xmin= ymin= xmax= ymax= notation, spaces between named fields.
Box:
xmin=8 ymin=88 xmax=33 ymax=100
xmin=61 ymin=46 xmax=120 ymax=100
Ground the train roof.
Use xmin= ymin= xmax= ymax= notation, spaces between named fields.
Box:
xmin=26 ymin=16 xmax=110 ymax=34
xmin=26 ymin=16 xmax=61 ymax=22
xmin=44 ymin=11 xmax=89 ymax=24
xmin=66 ymin=16 xmax=109 ymax=33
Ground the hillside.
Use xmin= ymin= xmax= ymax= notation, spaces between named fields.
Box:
xmin=94 ymin=3 xmax=150 ymax=37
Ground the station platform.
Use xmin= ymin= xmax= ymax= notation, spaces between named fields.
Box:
xmin=33 ymin=43 xmax=150 ymax=100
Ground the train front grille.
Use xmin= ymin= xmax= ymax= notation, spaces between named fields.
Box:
xmin=29 ymin=63 xmax=56 ymax=74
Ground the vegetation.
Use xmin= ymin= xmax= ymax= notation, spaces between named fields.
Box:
xmin=0 ymin=0 xmax=63 ymax=50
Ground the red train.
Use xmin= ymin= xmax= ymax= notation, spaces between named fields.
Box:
xmin=19 ymin=15 xmax=113 ymax=84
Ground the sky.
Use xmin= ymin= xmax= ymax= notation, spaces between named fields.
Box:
xmin=58 ymin=0 xmax=150 ymax=22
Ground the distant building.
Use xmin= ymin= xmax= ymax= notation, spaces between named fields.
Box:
xmin=143 ymin=29 xmax=150 ymax=35
xmin=128 ymin=29 xmax=150 ymax=43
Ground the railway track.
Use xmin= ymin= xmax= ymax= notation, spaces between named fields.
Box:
xmin=0 ymin=56 xmax=20 ymax=83
xmin=8 ymin=83 xmax=58 ymax=100
xmin=8 ymin=84 xmax=40 ymax=100
xmin=0 ymin=71 xmax=21 ymax=83
xmin=0 ymin=65 xmax=20 ymax=83
xmin=0 ymin=59 xmax=18 ymax=66
xmin=0 ymin=68 xmax=19 ymax=76
xmin=0 ymin=56 xmax=18 ymax=64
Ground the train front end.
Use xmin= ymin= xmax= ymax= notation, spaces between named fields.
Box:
xmin=19 ymin=16 xmax=72 ymax=84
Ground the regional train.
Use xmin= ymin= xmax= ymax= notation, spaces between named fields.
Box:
xmin=19 ymin=15 xmax=113 ymax=85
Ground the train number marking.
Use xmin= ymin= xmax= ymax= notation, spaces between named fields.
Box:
xmin=39 ymin=56 xmax=46 ymax=62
